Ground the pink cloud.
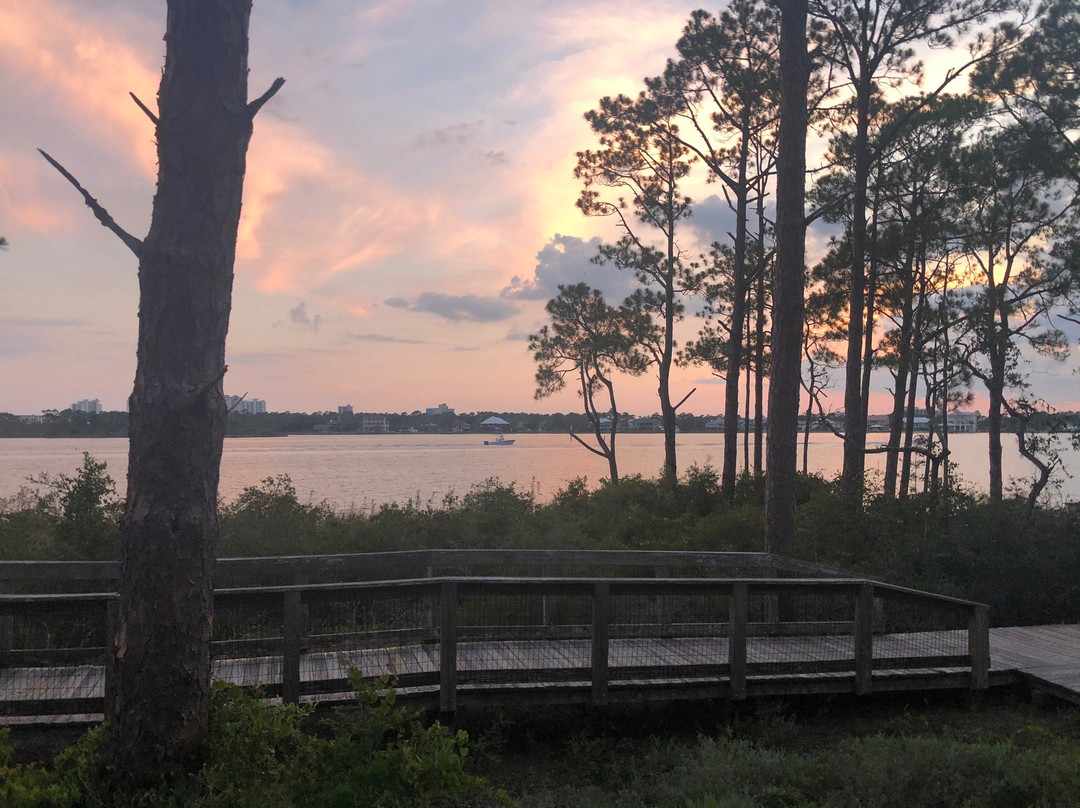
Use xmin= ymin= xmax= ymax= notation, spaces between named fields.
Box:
xmin=0 ymin=4 xmax=160 ymax=177
xmin=0 ymin=153 xmax=66 ymax=233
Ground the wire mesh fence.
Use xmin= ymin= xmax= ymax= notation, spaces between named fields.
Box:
xmin=212 ymin=593 xmax=284 ymax=692
xmin=0 ymin=595 xmax=110 ymax=716
xmin=873 ymin=589 xmax=970 ymax=669
xmin=609 ymin=586 xmax=732 ymax=681
xmin=304 ymin=585 xmax=440 ymax=698
xmin=455 ymin=585 xmax=594 ymax=688
xmin=2 ymin=571 xmax=989 ymax=720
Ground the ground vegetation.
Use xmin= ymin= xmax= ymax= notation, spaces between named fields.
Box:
xmin=3 ymin=459 xmax=1076 ymax=626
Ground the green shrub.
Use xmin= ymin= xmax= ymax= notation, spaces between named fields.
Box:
xmin=507 ymin=720 xmax=1080 ymax=808
xmin=0 ymin=680 xmax=499 ymax=807
xmin=6 ymin=460 xmax=1079 ymax=624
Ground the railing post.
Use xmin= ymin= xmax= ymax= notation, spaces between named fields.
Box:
xmin=282 ymin=590 xmax=302 ymax=704
xmin=762 ymin=566 xmax=779 ymax=628
xmin=591 ymin=581 xmax=610 ymax=705
xmin=656 ymin=566 xmax=672 ymax=637
xmin=854 ymin=582 xmax=874 ymax=695
xmin=729 ymin=581 xmax=748 ymax=700
xmin=968 ymin=604 xmax=989 ymax=690
xmin=0 ymin=578 xmax=12 ymax=651
xmin=104 ymin=596 xmax=118 ymax=719
xmin=542 ymin=566 xmax=553 ymax=630
xmin=294 ymin=570 xmax=311 ymax=653
xmin=439 ymin=581 xmax=458 ymax=713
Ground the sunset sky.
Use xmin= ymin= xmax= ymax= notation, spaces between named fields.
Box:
xmin=2 ymin=1 xmax=1077 ymax=418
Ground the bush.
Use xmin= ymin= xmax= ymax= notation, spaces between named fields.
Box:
xmin=0 ymin=453 xmax=121 ymax=560
xmin=0 ymin=679 xmax=500 ymax=807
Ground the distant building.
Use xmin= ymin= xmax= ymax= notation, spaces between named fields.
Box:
xmin=225 ymin=395 xmax=267 ymax=415
xmin=900 ymin=415 xmax=931 ymax=431
xmin=425 ymin=403 xmax=454 ymax=416
xmin=946 ymin=411 xmax=978 ymax=433
xmin=866 ymin=414 xmax=891 ymax=432
xmin=361 ymin=414 xmax=389 ymax=433
xmin=71 ymin=399 xmax=102 ymax=414
xmin=17 ymin=414 xmax=45 ymax=424
xmin=338 ymin=405 xmax=354 ymax=415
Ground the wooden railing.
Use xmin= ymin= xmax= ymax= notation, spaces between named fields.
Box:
xmin=0 ymin=549 xmax=854 ymax=592
xmin=1 ymin=572 xmax=990 ymax=720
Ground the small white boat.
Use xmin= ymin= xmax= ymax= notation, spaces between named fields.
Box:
xmin=484 ymin=432 xmax=515 ymax=446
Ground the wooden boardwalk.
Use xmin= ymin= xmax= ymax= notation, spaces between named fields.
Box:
xmin=4 ymin=625 xmax=1075 ymax=722
xmin=1 ymin=553 xmax=1071 ymax=723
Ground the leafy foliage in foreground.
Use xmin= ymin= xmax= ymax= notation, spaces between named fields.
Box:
xmin=0 ymin=677 xmax=498 ymax=807
xmin=492 ymin=699 xmax=1080 ymax=808
xmin=510 ymin=729 xmax=1080 ymax=808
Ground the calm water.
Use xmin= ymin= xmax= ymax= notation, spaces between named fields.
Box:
xmin=1 ymin=433 xmax=1077 ymax=509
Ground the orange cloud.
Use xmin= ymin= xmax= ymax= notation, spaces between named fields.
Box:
xmin=0 ymin=4 xmax=160 ymax=176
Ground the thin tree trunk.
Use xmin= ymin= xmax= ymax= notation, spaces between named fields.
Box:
xmin=744 ymin=309 xmax=753 ymax=475
xmin=755 ymin=187 xmax=768 ymax=475
xmin=722 ymin=162 xmax=751 ymax=500
xmin=802 ymin=391 xmax=813 ymax=475
xmin=859 ymin=203 xmax=879 ymax=444
xmin=939 ymin=274 xmax=952 ymax=493
xmin=841 ymin=74 xmax=874 ymax=501
xmin=765 ymin=0 xmax=809 ymax=557
xmin=660 ymin=161 xmax=679 ymax=485
xmin=899 ymin=348 xmax=919 ymax=497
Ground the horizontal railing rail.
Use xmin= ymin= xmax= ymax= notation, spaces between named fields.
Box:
xmin=0 ymin=549 xmax=855 ymax=592
xmin=1 ymin=575 xmax=989 ymax=720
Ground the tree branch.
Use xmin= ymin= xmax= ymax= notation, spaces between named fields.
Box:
xmin=673 ymin=387 xmax=697 ymax=411
xmin=188 ymin=365 xmax=229 ymax=409
xmin=38 ymin=149 xmax=143 ymax=259
xmin=248 ymin=77 xmax=285 ymax=117
xmin=129 ymin=92 xmax=158 ymax=125
xmin=569 ymin=431 xmax=609 ymax=458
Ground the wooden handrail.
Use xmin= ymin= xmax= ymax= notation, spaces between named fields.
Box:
xmin=0 ymin=549 xmax=855 ymax=589
xmin=2 ymin=575 xmax=992 ymax=718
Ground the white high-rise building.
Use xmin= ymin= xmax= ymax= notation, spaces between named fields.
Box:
xmin=225 ymin=395 xmax=267 ymax=414
xmin=71 ymin=398 xmax=103 ymax=414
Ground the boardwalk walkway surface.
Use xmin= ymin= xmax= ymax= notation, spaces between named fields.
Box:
xmin=2 ymin=625 xmax=1076 ymax=723
xmin=989 ymin=624 xmax=1080 ymax=704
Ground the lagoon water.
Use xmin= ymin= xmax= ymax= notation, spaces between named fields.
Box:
xmin=2 ymin=432 xmax=1078 ymax=509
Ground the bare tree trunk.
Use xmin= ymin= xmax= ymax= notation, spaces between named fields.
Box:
xmin=722 ymin=183 xmax=750 ymax=500
xmin=765 ymin=0 xmax=810 ymax=557
xmin=744 ymin=312 xmax=752 ymax=475
xmin=802 ymin=396 xmax=812 ymax=475
xmin=883 ymin=254 xmax=917 ymax=498
xmin=986 ymin=376 xmax=1005 ymax=503
xmin=899 ymin=349 xmax=919 ymax=497
xmin=859 ymin=204 xmax=879 ymax=448
xmin=111 ymin=0 xmax=280 ymax=783
xmin=841 ymin=74 xmax=874 ymax=501
xmin=755 ymin=191 xmax=768 ymax=475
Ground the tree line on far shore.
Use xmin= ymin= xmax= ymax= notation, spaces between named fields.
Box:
xmin=5 ymin=407 xmax=1078 ymax=441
